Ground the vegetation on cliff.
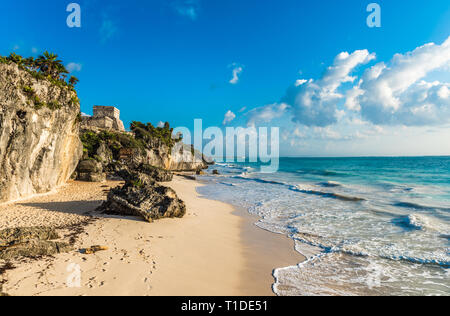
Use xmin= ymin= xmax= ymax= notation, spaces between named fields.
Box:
xmin=131 ymin=121 xmax=181 ymax=150
xmin=80 ymin=130 xmax=145 ymax=161
xmin=0 ymin=52 xmax=79 ymax=90
xmin=1 ymin=52 xmax=80 ymax=111
xmin=80 ymin=121 xmax=182 ymax=162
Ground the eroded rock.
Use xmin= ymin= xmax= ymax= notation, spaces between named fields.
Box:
xmin=76 ymin=159 xmax=106 ymax=182
xmin=97 ymin=175 xmax=186 ymax=223
xmin=135 ymin=164 xmax=173 ymax=182
xmin=0 ymin=227 xmax=72 ymax=260
xmin=0 ymin=240 xmax=72 ymax=260
xmin=0 ymin=227 xmax=59 ymax=245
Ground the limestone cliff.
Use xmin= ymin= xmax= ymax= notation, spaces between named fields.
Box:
xmin=145 ymin=142 xmax=209 ymax=171
xmin=78 ymin=128 xmax=209 ymax=182
xmin=0 ymin=63 xmax=83 ymax=202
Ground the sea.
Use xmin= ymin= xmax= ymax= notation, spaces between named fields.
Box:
xmin=196 ymin=157 xmax=450 ymax=296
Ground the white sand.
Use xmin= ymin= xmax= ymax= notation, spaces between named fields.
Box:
xmin=0 ymin=176 xmax=304 ymax=296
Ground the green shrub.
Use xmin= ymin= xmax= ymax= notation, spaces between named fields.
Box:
xmin=47 ymin=101 xmax=61 ymax=110
xmin=22 ymin=86 xmax=34 ymax=96
xmin=130 ymin=121 xmax=181 ymax=150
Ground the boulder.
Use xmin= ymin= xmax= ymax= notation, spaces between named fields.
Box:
xmin=136 ymin=164 xmax=173 ymax=182
xmin=0 ymin=226 xmax=72 ymax=260
xmin=77 ymin=159 xmax=102 ymax=173
xmin=0 ymin=240 xmax=72 ymax=260
xmin=0 ymin=227 xmax=59 ymax=245
xmin=96 ymin=142 xmax=113 ymax=164
xmin=76 ymin=159 xmax=106 ymax=182
xmin=97 ymin=179 xmax=186 ymax=223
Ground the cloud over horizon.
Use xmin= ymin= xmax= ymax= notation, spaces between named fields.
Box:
xmin=245 ymin=37 xmax=450 ymax=130
xmin=354 ymin=36 xmax=450 ymax=126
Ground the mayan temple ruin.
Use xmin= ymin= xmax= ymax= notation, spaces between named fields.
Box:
xmin=81 ymin=105 xmax=126 ymax=132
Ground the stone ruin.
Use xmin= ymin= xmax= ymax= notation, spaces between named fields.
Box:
xmin=81 ymin=105 xmax=125 ymax=132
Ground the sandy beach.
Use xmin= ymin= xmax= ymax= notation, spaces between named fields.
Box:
xmin=0 ymin=176 xmax=304 ymax=296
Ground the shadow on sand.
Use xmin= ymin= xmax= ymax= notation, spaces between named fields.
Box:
xmin=18 ymin=200 xmax=144 ymax=222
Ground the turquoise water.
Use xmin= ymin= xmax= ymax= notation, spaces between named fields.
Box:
xmin=197 ymin=157 xmax=450 ymax=296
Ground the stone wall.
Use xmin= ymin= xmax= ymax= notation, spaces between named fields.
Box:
xmin=81 ymin=106 xmax=125 ymax=132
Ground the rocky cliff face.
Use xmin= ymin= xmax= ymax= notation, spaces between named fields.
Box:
xmin=77 ymin=129 xmax=209 ymax=182
xmin=0 ymin=63 xmax=83 ymax=202
xmin=145 ymin=142 xmax=209 ymax=171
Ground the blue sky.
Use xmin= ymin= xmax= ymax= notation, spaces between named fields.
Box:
xmin=1 ymin=0 xmax=449 ymax=156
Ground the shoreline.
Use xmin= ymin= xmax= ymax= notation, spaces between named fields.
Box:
xmin=0 ymin=176 xmax=304 ymax=296
xmin=186 ymin=178 xmax=306 ymax=296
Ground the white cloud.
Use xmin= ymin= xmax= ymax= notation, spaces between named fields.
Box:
xmin=244 ymin=36 xmax=450 ymax=146
xmin=246 ymin=103 xmax=289 ymax=127
xmin=295 ymin=79 xmax=308 ymax=87
xmin=229 ymin=64 xmax=243 ymax=85
xmin=239 ymin=106 xmax=247 ymax=112
xmin=99 ymin=13 xmax=118 ymax=43
xmin=67 ymin=62 xmax=82 ymax=73
xmin=173 ymin=0 xmax=200 ymax=20
xmin=355 ymin=36 xmax=450 ymax=126
xmin=282 ymin=49 xmax=376 ymax=126
xmin=157 ymin=121 xmax=165 ymax=128
xmin=222 ymin=110 xmax=236 ymax=125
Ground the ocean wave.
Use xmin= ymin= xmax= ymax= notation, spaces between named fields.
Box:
xmin=295 ymin=169 xmax=351 ymax=177
xmin=393 ymin=213 xmax=450 ymax=235
xmin=231 ymin=175 xmax=289 ymax=187
xmin=379 ymin=253 xmax=450 ymax=268
xmin=392 ymin=215 xmax=424 ymax=231
xmin=204 ymin=159 xmax=450 ymax=296
xmin=318 ymin=181 xmax=342 ymax=188
xmin=273 ymin=251 xmax=450 ymax=296
xmin=292 ymin=230 xmax=450 ymax=269
xmin=290 ymin=185 xmax=365 ymax=202
xmin=218 ymin=182 xmax=236 ymax=187
xmin=394 ymin=201 xmax=450 ymax=212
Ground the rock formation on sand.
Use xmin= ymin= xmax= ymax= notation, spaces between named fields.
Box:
xmin=0 ymin=62 xmax=83 ymax=202
xmin=0 ymin=227 xmax=72 ymax=260
xmin=97 ymin=168 xmax=186 ymax=223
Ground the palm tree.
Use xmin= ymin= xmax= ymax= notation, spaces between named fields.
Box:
xmin=36 ymin=51 xmax=64 ymax=79
xmin=23 ymin=57 xmax=37 ymax=71
xmin=57 ymin=64 xmax=69 ymax=80
xmin=68 ymin=76 xmax=79 ymax=86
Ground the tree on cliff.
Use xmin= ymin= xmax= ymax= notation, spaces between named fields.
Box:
xmin=36 ymin=51 xmax=68 ymax=80
xmin=69 ymin=76 xmax=79 ymax=86
xmin=130 ymin=121 xmax=180 ymax=149
xmin=1 ymin=51 xmax=79 ymax=90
